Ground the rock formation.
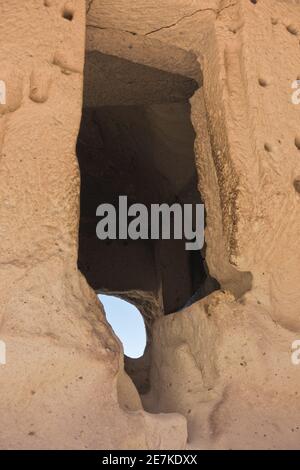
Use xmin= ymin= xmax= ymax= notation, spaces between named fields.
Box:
xmin=1 ymin=0 xmax=300 ymax=450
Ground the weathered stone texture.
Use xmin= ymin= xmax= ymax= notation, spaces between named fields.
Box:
xmin=1 ymin=0 xmax=300 ymax=450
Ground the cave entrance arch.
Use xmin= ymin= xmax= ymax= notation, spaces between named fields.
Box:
xmin=76 ymin=49 xmax=219 ymax=392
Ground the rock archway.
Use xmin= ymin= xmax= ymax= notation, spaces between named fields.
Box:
xmin=1 ymin=0 xmax=300 ymax=450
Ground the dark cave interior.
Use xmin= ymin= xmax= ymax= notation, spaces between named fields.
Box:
xmin=77 ymin=52 xmax=219 ymax=321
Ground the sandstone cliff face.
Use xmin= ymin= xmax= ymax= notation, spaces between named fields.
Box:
xmin=1 ymin=0 xmax=300 ymax=450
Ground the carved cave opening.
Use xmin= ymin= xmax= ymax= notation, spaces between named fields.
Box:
xmin=76 ymin=51 xmax=219 ymax=393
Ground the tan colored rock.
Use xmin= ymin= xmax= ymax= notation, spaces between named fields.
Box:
xmin=0 ymin=0 xmax=187 ymax=450
xmin=1 ymin=0 xmax=300 ymax=450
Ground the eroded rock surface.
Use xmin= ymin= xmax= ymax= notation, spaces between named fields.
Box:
xmin=1 ymin=0 xmax=300 ymax=450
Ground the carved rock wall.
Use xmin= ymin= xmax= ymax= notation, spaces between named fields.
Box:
xmin=0 ymin=0 xmax=186 ymax=450
xmin=1 ymin=0 xmax=300 ymax=450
